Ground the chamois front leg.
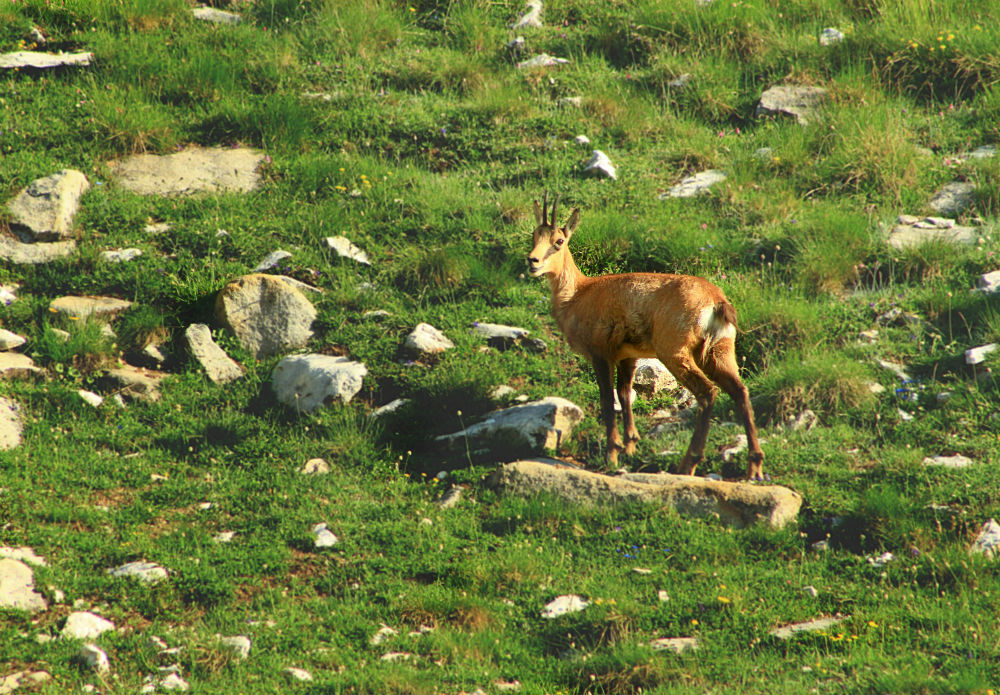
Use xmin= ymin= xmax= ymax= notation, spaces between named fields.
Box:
xmin=592 ymin=356 xmax=623 ymax=465
xmin=616 ymin=358 xmax=639 ymax=456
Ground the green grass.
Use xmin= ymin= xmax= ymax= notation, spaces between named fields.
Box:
xmin=2 ymin=0 xmax=1000 ymax=693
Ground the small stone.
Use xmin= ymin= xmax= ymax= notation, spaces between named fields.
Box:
xmin=312 ymin=523 xmax=339 ymax=548
xmin=660 ymin=170 xmax=726 ymax=198
xmin=324 ymin=236 xmax=371 ymax=265
xmin=969 ymin=145 xmax=998 ymax=159
xmin=657 ymin=590 xmax=670 ymax=602
xmin=583 ymin=150 xmax=617 ymax=180
xmin=541 ymin=594 xmax=589 ymax=619
xmin=78 ymin=390 xmax=104 ymax=408
xmin=159 ymin=672 xmax=190 ymax=691
xmin=0 ymin=330 xmax=26 ymax=351
xmin=803 ymin=585 xmax=819 ymax=598
xmin=192 ymin=7 xmax=242 ymax=24
xmin=867 ymin=551 xmax=895 ymax=567
xmin=380 ymin=652 xmax=412 ymax=662
xmin=370 ymin=398 xmax=410 ymax=418
xmin=403 ymin=323 xmax=454 ymax=358
xmin=574 ymin=135 xmax=591 ymax=145
xmin=436 ymin=485 xmax=463 ymax=509
xmin=100 ymin=248 xmax=142 ymax=263
xmin=511 ymin=0 xmax=542 ymax=29
xmin=970 ymin=518 xmax=1000 ymax=557
xmin=787 ymin=409 xmax=818 ymax=432
xmin=632 ymin=567 xmax=652 ymax=575
xmin=753 ymin=147 xmax=773 ymax=161
xmin=898 ymin=408 xmax=914 ymax=422
xmin=756 ymin=85 xmax=828 ymax=125
xmin=558 ymin=96 xmax=583 ymax=108
xmin=965 ymin=343 xmax=998 ymax=365
xmin=78 ymin=644 xmax=110 ymax=672
xmin=490 ymin=385 xmax=516 ymax=400
xmin=185 ymin=323 xmax=244 ymax=384
xmin=811 ymin=540 xmax=829 ymax=551
xmin=106 ymin=560 xmax=168 ymax=583
xmin=62 ymin=612 xmax=115 ymax=640
xmin=923 ymin=454 xmax=973 ymax=468
xmin=887 ymin=217 xmax=977 ymax=249
xmin=876 ymin=359 xmax=912 ymax=382
xmin=301 ymin=458 xmax=330 ymax=475
xmin=668 ymin=73 xmax=692 ymax=88
xmin=212 ymin=531 xmax=236 ymax=544
xmin=517 ymin=54 xmax=569 ymax=69
xmin=144 ymin=222 xmax=171 ymax=234
xmin=818 ymin=27 xmax=845 ymax=45
xmin=254 ymin=249 xmax=292 ymax=272
xmin=859 ymin=329 xmax=879 ymax=343
xmin=219 ymin=635 xmax=251 ymax=659
xmin=362 ymin=310 xmax=391 ymax=320
xmin=649 ymin=637 xmax=699 ymax=653
xmin=284 ymin=667 xmax=313 ymax=682
xmin=769 ymin=616 xmax=846 ymax=640
xmin=0 ymin=398 xmax=23 ymax=450
xmin=0 ymin=559 xmax=47 ymax=612
xmin=507 ymin=36 xmax=526 ymax=54
xmin=494 ymin=680 xmax=522 ymax=692
xmin=928 ymin=181 xmax=976 ymax=217
xmin=976 ymin=270 xmax=1000 ymax=293
xmin=370 ymin=625 xmax=398 ymax=645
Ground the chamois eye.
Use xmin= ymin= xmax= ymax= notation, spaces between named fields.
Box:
xmin=555 ymin=238 xmax=564 ymax=247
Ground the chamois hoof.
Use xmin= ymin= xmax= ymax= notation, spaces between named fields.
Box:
xmin=745 ymin=453 xmax=765 ymax=481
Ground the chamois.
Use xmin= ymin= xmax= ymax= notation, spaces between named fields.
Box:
xmin=526 ymin=193 xmax=764 ymax=479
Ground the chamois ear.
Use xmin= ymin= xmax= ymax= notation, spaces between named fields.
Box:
xmin=564 ymin=207 xmax=581 ymax=238
xmin=533 ymin=199 xmax=544 ymax=225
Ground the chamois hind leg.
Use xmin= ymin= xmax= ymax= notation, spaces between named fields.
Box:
xmin=702 ymin=339 xmax=765 ymax=480
xmin=660 ymin=353 xmax=717 ymax=476
xmin=616 ymin=358 xmax=639 ymax=456
xmin=592 ymin=356 xmax=623 ymax=465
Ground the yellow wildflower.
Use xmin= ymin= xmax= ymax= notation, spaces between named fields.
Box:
xmin=717 ymin=596 xmax=730 ymax=604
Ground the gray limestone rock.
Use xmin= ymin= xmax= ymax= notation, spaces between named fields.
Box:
xmin=971 ymin=518 xmax=1000 ymax=557
xmin=49 ymin=295 xmax=132 ymax=321
xmin=62 ymin=612 xmax=115 ymax=640
xmin=403 ymin=323 xmax=454 ymax=359
xmin=436 ymin=398 xmax=584 ymax=457
xmin=511 ymin=0 xmax=542 ymax=29
xmin=106 ymin=560 xmax=168 ymax=583
xmin=583 ymin=150 xmax=617 ymax=180
xmin=109 ymin=146 xmax=267 ymax=197
xmin=253 ymin=250 xmax=292 ymax=272
xmin=0 ymin=559 xmax=47 ymax=612
xmin=184 ymin=323 xmax=244 ymax=384
xmin=192 ymin=7 xmax=242 ymax=24
xmin=0 ymin=353 xmax=42 ymax=380
xmin=324 ymin=236 xmax=371 ymax=265
xmin=633 ymin=358 xmax=679 ymax=396
xmin=77 ymin=644 xmax=110 ymax=672
xmin=7 ymin=170 xmax=90 ymax=241
xmin=660 ymin=170 xmax=727 ymax=198
xmin=271 ymin=354 xmax=367 ymax=413
xmin=887 ymin=216 xmax=977 ymax=249
xmin=976 ymin=269 xmax=1000 ymax=293
xmin=769 ymin=616 xmax=846 ymax=640
xmin=517 ymin=54 xmax=569 ymax=69
xmin=489 ymin=459 xmax=802 ymax=529
xmin=100 ymin=248 xmax=142 ymax=264
xmin=0 ymin=398 xmax=23 ymax=450
xmin=0 ymin=236 xmax=76 ymax=264
xmin=756 ymin=85 xmax=828 ymax=125
xmin=819 ymin=28 xmax=845 ymax=46
xmin=0 ymin=51 xmax=93 ymax=69
xmin=215 ymin=274 xmax=316 ymax=359
xmin=101 ymin=366 xmax=166 ymax=403
xmin=218 ymin=635 xmax=251 ymax=659
xmin=928 ymin=181 xmax=975 ymax=217
xmin=649 ymin=637 xmax=700 ymax=653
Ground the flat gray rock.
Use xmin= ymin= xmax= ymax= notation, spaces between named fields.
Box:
xmin=109 ymin=146 xmax=267 ymax=197
xmin=923 ymin=454 xmax=973 ymax=468
xmin=185 ymin=323 xmax=243 ymax=383
xmin=819 ymin=27 xmax=845 ymax=46
xmin=517 ymin=53 xmax=569 ymax=69
xmin=769 ymin=616 xmax=846 ymax=640
xmin=583 ymin=150 xmax=617 ymax=180
xmin=437 ymin=398 xmax=584 ymax=457
xmin=106 ymin=560 xmax=168 ymax=583
xmin=100 ymin=248 xmax=142 ymax=263
xmin=965 ymin=343 xmax=997 ymax=365
xmin=541 ymin=594 xmax=588 ymax=618
xmin=887 ymin=217 xmax=977 ymax=249
xmin=0 ymin=51 xmax=93 ymax=69
xmin=62 ymin=611 xmax=115 ymax=640
xmin=0 ymin=353 xmax=42 ymax=380
xmin=650 ymin=637 xmax=700 ymax=653
xmin=976 ymin=269 xmax=1000 ymax=293
xmin=77 ymin=643 xmax=110 ymax=672
xmin=0 ymin=398 xmax=23 ymax=450
xmin=928 ymin=181 xmax=975 ymax=217
xmin=489 ymin=459 xmax=803 ymax=529
xmin=253 ymin=249 xmax=292 ymax=272
xmin=971 ymin=518 xmax=1000 ymax=557
xmin=101 ymin=366 xmax=166 ymax=402
xmin=324 ymin=236 xmax=371 ymax=265
xmin=7 ymin=169 xmax=90 ymax=241
xmin=0 ymin=330 xmax=25 ymax=351
xmin=756 ymin=85 xmax=828 ymax=125
xmin=471 ymin=322 xmax=531 ymax=349
xmin=215 ymin=274 xmax=316 ymax=359
xmin=0 ymin=558 xmax=47 ymax=612
xmin=49 ymin=295 xmax=132 ymax=321
xmin=192 ymin=7 xmax=242 ymax=24
xmin=511 ymin=0 xmax=542 ymax=28
xmin=271 ymin=354 xmax=367 ymax=412
xmin=404 ymin=323 xmax=454 ymax=359
xmin=660 ymin=170 xmax=726 ymax=198
xmin=0 ymin=235 xmax=76 ymax=264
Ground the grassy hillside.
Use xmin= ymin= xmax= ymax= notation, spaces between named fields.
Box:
xmin=2 ymin=0 xmax=999 ymax=693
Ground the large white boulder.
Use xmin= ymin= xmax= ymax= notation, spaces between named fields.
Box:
xmin=271 ymin=354 xmax=367 ymax=413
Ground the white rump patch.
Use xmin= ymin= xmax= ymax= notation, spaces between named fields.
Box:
xmin=698 ymin=306 xmax=736 ymax=342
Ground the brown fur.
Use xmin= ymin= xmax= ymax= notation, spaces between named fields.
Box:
xmin=527 ymin=195 xmax=764 ymax=478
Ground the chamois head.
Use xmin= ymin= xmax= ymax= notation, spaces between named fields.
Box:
xmin=527 ymin=192 xmax=580 ymax=278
